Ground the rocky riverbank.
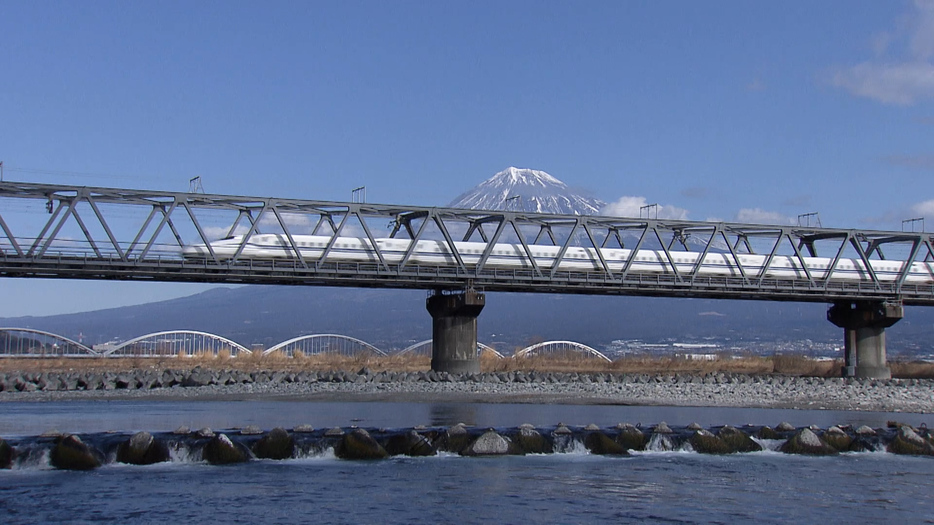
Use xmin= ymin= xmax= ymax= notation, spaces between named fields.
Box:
xmin=1 ymin=368 xmax=932 ymax=412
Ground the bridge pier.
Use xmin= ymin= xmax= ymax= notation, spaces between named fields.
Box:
xmin=827 ymin=301 xmax=903 ymax=379
xmin=426 ymin=288 xmax=485 ymax=374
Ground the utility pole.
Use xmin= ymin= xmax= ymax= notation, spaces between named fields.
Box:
xmin=0 ymin=161 xmax=4 ymax=182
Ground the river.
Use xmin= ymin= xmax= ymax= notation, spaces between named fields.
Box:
xmin=0 ymin=400 xmax=932 ymax=523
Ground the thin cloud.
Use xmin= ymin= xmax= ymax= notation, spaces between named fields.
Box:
xmin=911 ymin=199 xmax=934 ymax=216
xmin=601 ymin=196 xmax=689 ymax=220
xmin=735 ymin=208 xmax=796 ymax=225
xmin=829 ymin=0 xmax=934 ymax=105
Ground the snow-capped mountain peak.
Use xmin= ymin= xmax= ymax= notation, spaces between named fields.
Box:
xmin=448 ymin=167 xmax=604 ymax=215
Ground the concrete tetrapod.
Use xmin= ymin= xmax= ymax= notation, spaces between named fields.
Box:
xmin=335 ymin=429 xmax=388 ymax=460
xmin=116 ymin=431 xmax=170 ymax=465
xmin=717 ymin=426 xmax=762 ymax=453
xmin=50 ymin=434 xmax=103 ymax=470
xmin=689 ymin=430 xmax=732 ymax=455
xmin=507 ymin=425 xmax=549 ymax=455
xmin=202 ymin=434 xmax=249 ymax=465
xmin=820 ymin=427 xmax=853 ymax=453
xmin=615 ymin=424 xmax=648 ymax=452
xmin=252 ymin=427 xmax=295 ymax=460
xmin=0 ymin=438 xmax=12 ymax=469
xmin=887 ymin=426 xmax=934 ymax=456
xmin=779 ymin=429 xmax=838 ymax=456
xmin=584 ymin=431 xmax=629 ymax=455
xmin=461 ymin=430 xmax=517 ymax=456
xmin=383 ymin=430 xmax=435 ymax=457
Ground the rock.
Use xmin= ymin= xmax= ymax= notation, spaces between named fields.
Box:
xmin=437 ymin=423 xmax=471 ymax=453
xmin=821 ymin=426 xmax=853 ymax=452
xmin=50 ymin=434 xmax=103 ymax=470
xmin=202 ymin=434 xmax=249 ymax=464
xmin=780 ymin=429 xmax=838 ymax=456
xmin=776 ymin=422 xmax=796 ymax=432
xmin=325 ymin=427 xmax=344 ymax=437
xmin=240 ymin=425 xmax=263 ymax=435
xmin=615 ymin=424 xmax=648 ymax=452
xmin=383 ymin=430 xmax=435 ymax=457
xmin=583 ymin=423 xmax=601 ymax=431
xmin=690 ymin=430 xmax=732 ymax=454
xmin=116 ymin=431 xmax=170 ymax=465
xmin=553 ymin=424 xmax=573 ymax=435
xmin=757 ymin=426 xmax=780 ymax=440
xmin=584 ymin=431 xmax=628 ymax=455
xmin=653 ymin=422 xmax=673 ymax=434
xmin=196 ymin=427 xmax=215 ymax=438
xmin=855 ymin=425 xmax=876 ymax=436
xmin=252 ymin=427 xmax=295 ymax=460
xmin=40 ymin=429 xmax=64 ymax=438
xmin=461 ymin=430 xmax=513 ymax=456
xmin=173 ymin=426 xmax=191 ymax=435
xmin=511 ymin=426 xmax=549 ymax=454
xmin=0 ymin=438 xmax=13 ymax=469
xmin=293 ymin=424 xmax=314 ymax=433
xmin=335 ymin=428 xmax=388 ymax=460
xmin=717 ymin=426 xmax=762 ymax=453
xmin=887 ymin=426 xmax=934 ymax=456
xmin=686 ymin=422 xmax=703 ymax=431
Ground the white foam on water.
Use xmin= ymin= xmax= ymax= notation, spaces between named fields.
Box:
xmin=752 ymin=438 xmax=785 ymax=452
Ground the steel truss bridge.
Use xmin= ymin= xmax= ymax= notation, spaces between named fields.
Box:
xmin=1 ymin=181 xmax=933 ymax=304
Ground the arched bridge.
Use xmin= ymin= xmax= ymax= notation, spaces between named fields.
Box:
xmin=0 ymin=328 xmax=97 ymax=357
xmin=264 ymin=334 xmax=387 ymax=358
xmin=397 ymin=339 xmax=505 ymax=359
xmin=0 ymin=329 xmax=390 ymax=359
xmin=515 ymin=341 xmax=612 ymax=362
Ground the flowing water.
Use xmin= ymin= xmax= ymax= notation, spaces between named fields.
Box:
xmin=0 ymin=400 xmax=932 ymax=523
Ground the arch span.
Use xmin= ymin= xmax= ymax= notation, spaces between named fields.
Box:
xmin=514 ymin=340 xmax=611 ymax=362
xmin=0 ymin=328 xmax=98 ymax=357
xmin=264 ymin=334 xmax=387 ymax=357
xmin=396 ymin=339 xmax=504 ymax=358
xmin=105 ymin=330 xmax=251 ymax=357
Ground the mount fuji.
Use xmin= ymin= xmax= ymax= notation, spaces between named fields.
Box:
xmin=448 ymin=167 xmax=605 ymax=215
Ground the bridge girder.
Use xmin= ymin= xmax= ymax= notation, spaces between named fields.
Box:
xmin=1 ymin=181 xmax=934 ymax=304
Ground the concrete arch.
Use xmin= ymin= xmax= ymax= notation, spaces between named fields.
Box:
xmin=264 ymin=334 xmax=387 ymax=357
xmin=514 ymin=340 xmax=611 ymax=362
xmin=396 ymin=339 xmax=504 ymax=358
xmin=105 ymin=330 xmax=251 ymax=357
xmin=0 ymin=328 xmax=98 ymax=357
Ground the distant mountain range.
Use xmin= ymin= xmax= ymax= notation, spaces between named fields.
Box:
xmin=2 ymin=167 xmax=932 ymax=359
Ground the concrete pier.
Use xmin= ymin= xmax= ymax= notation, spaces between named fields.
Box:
xmin=827 ymin=301 xmax=903 ymax=379
xmin=426 ymin=289 xmax=485 ymax=374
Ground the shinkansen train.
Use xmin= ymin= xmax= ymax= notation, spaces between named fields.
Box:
xmin=181 ymin=234 xmax=934 ymax=283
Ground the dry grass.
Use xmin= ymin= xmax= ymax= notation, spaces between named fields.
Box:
xmin=889 ymin=360 xmax=934 ymax=379
xmin=1 ymin=353 xmax=931 ymax=378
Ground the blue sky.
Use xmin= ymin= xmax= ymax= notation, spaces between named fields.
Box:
xmin=1 ymin=0 xmax=933 ymax=316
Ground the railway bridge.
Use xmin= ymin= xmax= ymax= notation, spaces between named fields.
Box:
xmin=1 ymin=181 xmax=933 ymax=378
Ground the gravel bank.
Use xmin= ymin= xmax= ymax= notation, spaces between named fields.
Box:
xmin=1 ymin=369 xmax=932 ymax=412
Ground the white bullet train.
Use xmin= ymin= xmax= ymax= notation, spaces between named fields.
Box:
xmin=182 ymin=234 xmax=934 ymax=283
